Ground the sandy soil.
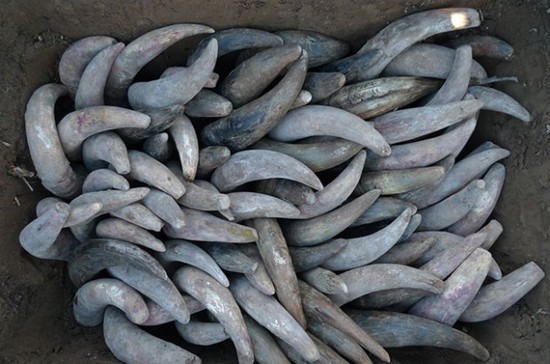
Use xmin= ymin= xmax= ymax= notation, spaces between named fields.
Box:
xmin=0 ymin=1 xmax=548 ymax=363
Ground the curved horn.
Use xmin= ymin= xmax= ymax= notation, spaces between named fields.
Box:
xmin=82 ymin=169 xmax=129 ymax=193
xmin=372 ymin=99 xmax=482 ymax=144
xmin=67 ymin=187 xmax=150 ymax=226
xmin=346 ymin=310 xmax=489 ymax=361
xmin=157 ymin=240 xmax=229 ymax=287
xmin=164 ymin=207 xmax=258 ymax=243
xmin=330 ymin=264 xmax=444 ymax=306
xmin=169 ymin=115 xmax=199 ymax=181
xmin=252 ymin=137 xmax=362 ymax=173
xmin=417 ymin=179 xmax=486 ymax=231
xmin=59 ymin=36 xmax=117 ymax=95
xmin=239 ymin=244 xmax=276 ymax=296
xmin=108 ymin=265 xmax=189 ymax=324
xmin=468 ymin=85 xmax=531 ymax=123
xmin=324 ymin=76 xmax=439 ymax=119
xmin=220 ymin=44 xmax=302 ymax=107
xmin=446 ymin=34 xmax=514 ymax=59
xmin=278 ymin=333 xmax=348 ymax=364
xmin=174 ymin=266 xmax=254 ymax=364
xmin=127 ymin=150 xmax=186 ymax=199
xmin=410 ymin=248 xmax=492 ymax=326
xmin=355 ymin=166 xmax=445 ymax=195
xmin=103 ymin=307 xmax=199 ymax=363
xmin=228 ymin=192 xmax=300 ymax=221
xmin=356 ymin=8 xmax=481 ymax=78
xmin=269 ymin=105 xmax=391 ymax=157
xmin=25 ymin=84 xmax=82 ymax=198
xmin=75 ymin=42 xmax=125 ymax=109
xmin=284 ymin=190 xmax=381 ymax=247
xmin=289 ymin=90 xmax=312 ymax=109
xmin=176 ymin=180 xmax=231 ymax=213
xmin=399 ymin=146 xmax=509 ymax=208
xmin=58 ymin=106 xmax=150 ymax=161
xmin=19 ymin=201 xmax=71 ymax=260
xmin=323 ymin=207 xmax=413 ymax=270
xmin=202 ymin=50 xmax=307 ymax=151
xmin=229 ymin=275 xmax=319 ymax=362
xmin=211 ymin=150 xmax=323 ymax=193
xmin=299 ymin=281 xmax=389 ymax=362
xmin=460 ymin=262 xmax=545 ymax=322
xmin=365 ymin=114 xmax=476 ymax=170
xmin=448 ymin=163 xmax=506 ymax=235
xmin=248 ymin=218 xmax=306 ymax=328
xmin=82 ymin=131 xmax=131 ymax=174
xmin=142 ymin=188 xmax=186 ymax=229
xmin=106 ymin=23 xmax=214 ymax=102
xmin=68 ymin=238 xmax=168 ymax=286
xmin=426 ymin=45 xmax=472 ymax=106
xmin=73 ymin=278 xmax=148 ymax=326
xmin=36 ymin=197 xmax=103 ymax=229
xmin=300 ymin=267 xmax=348 ymax=295
xmin=128 ymin=38 xmax=218 ymax=110
xmin=110 ymin=203 xmax=164 ymax=232
xmin=298 ymin=150 xmax=366 ymax=219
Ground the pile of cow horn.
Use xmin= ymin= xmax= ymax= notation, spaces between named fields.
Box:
xmin=20 ymin=7 xmax=544 ymax=364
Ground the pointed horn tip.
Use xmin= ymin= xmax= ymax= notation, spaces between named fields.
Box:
xmin=473 ymin=247 xmax=492 ymax=257
xmin=403 ymin=207 xmax=415 ymax=219
xmin=117 ymin=167 xmax=131 ymax=175
xmin=380 ymin=351 xmax=391 ymax=363
xmin=379 ymin=144 xmax=392 ymax=157
xmin=526 ymin=262 xmax=545 ymax=277
xmin=207 ymin=37 xmax=218 ymax=48
xmin=355 ymin=149 xmax=367 ymax=162
xmin=288 ymin=43 xmax=303 ymax=54
xmin=487 ymin=219 xmax=503 ymax=230
xmin=369 ymin=188 xmax=382 ymax=198
xmin=157 ymin=133 xmax=170 ymax=142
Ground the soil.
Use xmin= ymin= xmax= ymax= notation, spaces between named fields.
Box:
xmin=0 ymin=0 xmax=549 ymax=363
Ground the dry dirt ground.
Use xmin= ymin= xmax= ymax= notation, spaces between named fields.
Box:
xmin=1 ymin=0 xmax=549 ymax=363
